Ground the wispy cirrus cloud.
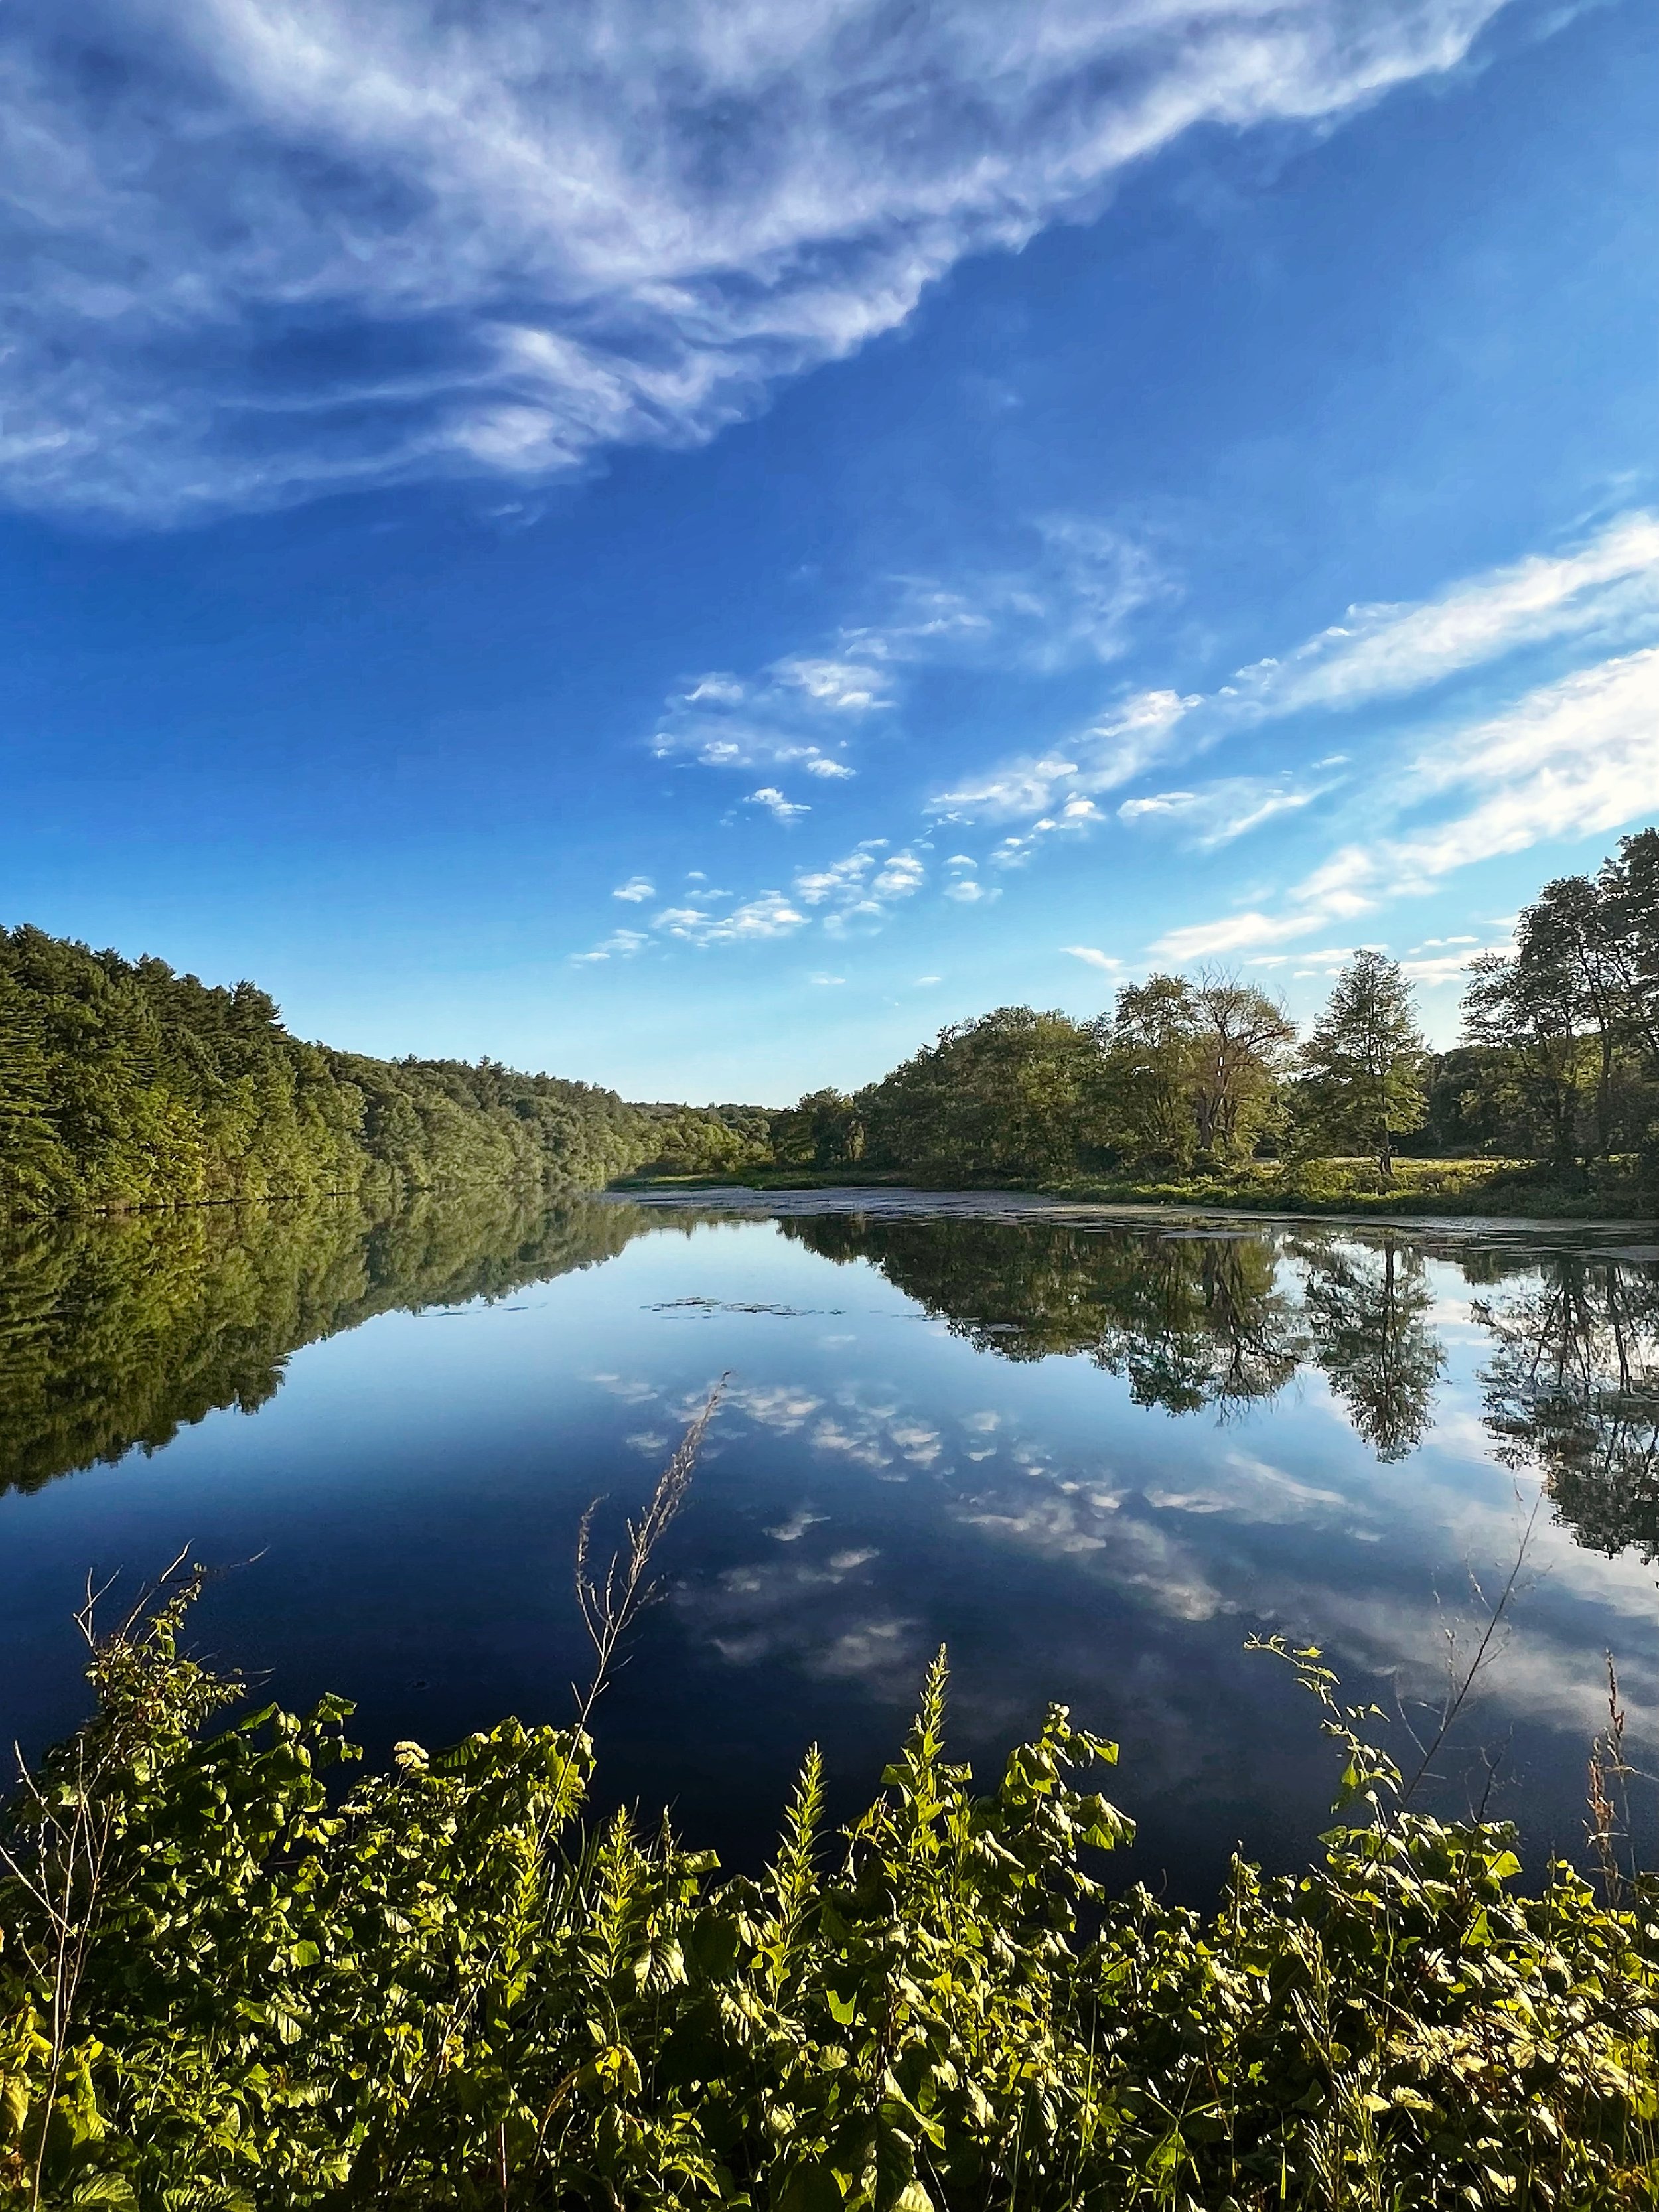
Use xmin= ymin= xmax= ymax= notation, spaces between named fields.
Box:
xmin=1116 ymin=774 xmax=1328 ymax=848
xmin=933 ymin=511 xmax=1659 ymax=836
xmin=930 ymin=689 xmax=1192 ymax=823
xmin=1154 ymin=645 xmax=1659 ymax=962
xmin=861 ymin=521 xmax=1174 ymax=674
xmin=580 ymin=515 xmax=1659 ymax=972
xmin=653 ymin=517 xmax=1171 ymax=788
xmin=0 ymin=0 xmax=1517 ymax=522
xmin=1226 ymin=512 xmax=1659 ymax=717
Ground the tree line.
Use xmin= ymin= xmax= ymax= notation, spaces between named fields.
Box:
xmin=4 ymin=830 xmax=1654 ymax=1216
xmin=0 ymin=926 xmax=748 ymax=1218
xmin=744 ymin=830 xmax=1659 ymax=1191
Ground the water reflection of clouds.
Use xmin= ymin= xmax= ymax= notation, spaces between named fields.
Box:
xmin=587 ymin=1372 xmax=660 ymax=1405
xmin=689 ymin=1544 xmax=924 ymax=1695
xmin=764 ymin=1506 xmax=828 ymax=1542
xmin=601 ymin=1224 xmax=1658 ymax=1803
xmin=1143 ymin=1453 xmax=1348 ymax=1522
xmin=728 ymin=1382 xmax=823 ymax=1432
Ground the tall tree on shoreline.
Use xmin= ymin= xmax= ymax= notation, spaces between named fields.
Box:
xmin=1293 ymin=952 xmax=1427 ymax=1181
xmin=1187 ymin=970 xmax=1297 ymax=1165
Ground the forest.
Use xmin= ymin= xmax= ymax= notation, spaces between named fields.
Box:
xmin=0 ymin=928 xmax=744 ymax=1218
xmin=733 ymin=831 xmax=1659 ymax=1204
xmin=3 ymin=831 xmax=1655 ymax=1222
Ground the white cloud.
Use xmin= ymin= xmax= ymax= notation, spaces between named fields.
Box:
xmin=1153 ymin=646 xmax=1659 ymax=960
xmin=1117 ymin=774 xmax=1325 ymax=847
xmin=612 ymin=875 xmax=655 ymax=902
xmin=1063 ymin=946 xmax=1122 ymax=974
xmin=684 ymin=674 xmax=746 ymax=707
xmin=654 ymin=717 xmax=856 ymax=778
xmin=867 ymin=520 xmax=1174 ymax=674
xmin=870 ymin=851 xmax=925 ymax=899
xmin=794 ymin=851 xmax=880 ymax=907
xmin=774 ymin=658 xmax=893 ymax=713
xmin=931 ymin=688 xmax=1191 ymax=823
xmin=928 ymin=512 xmax=1659 ymax=844
xmin=568 ymin=926 xmax=648 ymax=964
xmin=1230 ymin=512 xmax=1659 ymax=717
xmin=1398 ymin=947 xmax=1495 ymax=986
xmin=792 ymin=843 xmax=926 ymax=935
xmin=745 ymin=785 xmax=810 ymax=822
xmin=0 ymin=1 xmax=1517 ymax=520
xmin=808 ymin=970 xmax=846 ymax=986
xmin=1153 ymin=909 xmax=1325 ymax=961
xmin=666 ymin=891 xmax=809 ymax=944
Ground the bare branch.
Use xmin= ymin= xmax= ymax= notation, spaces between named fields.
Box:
xmin=573 ymin=1377 xmax=726 ymax=1730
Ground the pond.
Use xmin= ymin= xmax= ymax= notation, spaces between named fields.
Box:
xmin=1 ymin=1185 xmax=1654 ymax=1901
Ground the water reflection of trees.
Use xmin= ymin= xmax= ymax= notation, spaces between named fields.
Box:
xmin=0 ymin=1191 xmax=647 ymax=1497
xmin=1298 ymin=1238 xmax=1444 ymax=1461
xmin=783 ymin=1217 xmax=1659 ymax=1559
xmin=1473 ymin=1260 xmax=1659 ymax=1561
xmin=783 ymin=1217 xmax=1304 ymax=1416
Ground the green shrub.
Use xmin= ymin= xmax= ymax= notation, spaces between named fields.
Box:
xmin=2 ymin=1584 xmax=1654 ymax=2209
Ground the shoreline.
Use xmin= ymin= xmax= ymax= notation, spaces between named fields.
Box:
xmin=604 ymin=1180 xmax=1659 ymax=1250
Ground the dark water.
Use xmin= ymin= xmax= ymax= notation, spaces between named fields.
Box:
xmin=2 ymin=1187 xmax=1654 ymax=1900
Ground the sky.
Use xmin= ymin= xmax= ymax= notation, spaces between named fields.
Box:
xmin=3 ymin=0 xmax=1656 ymax=1104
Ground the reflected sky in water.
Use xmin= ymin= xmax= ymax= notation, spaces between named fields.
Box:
xmin=1 ymin=1195 xmax=1654 ymax=1900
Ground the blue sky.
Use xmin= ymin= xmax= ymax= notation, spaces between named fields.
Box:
xmin=3 ymin=0 xmax=1655 ymax=1103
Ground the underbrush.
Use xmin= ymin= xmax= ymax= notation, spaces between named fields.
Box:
xmin=2 ymin=1578 xmax=1654 ymax=2210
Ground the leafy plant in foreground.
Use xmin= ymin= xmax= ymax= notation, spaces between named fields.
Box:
xmin=1 ymin=1588 xmax=1654 ymax=2209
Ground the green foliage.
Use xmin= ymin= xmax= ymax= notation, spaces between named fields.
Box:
xmin=12 ymin=828 xmax=1659 ymax=1226
xmin=769 ymin=1092 xmax=865 ymax=1172
xmin=1291 ymin=952 xmax=1428 ymax=1179
xmin=2 ymin=1593 xmax=1654 ymax=2209
xmin=1461 ymin=832 xmax=1659 ymax=1175
xmin=0 ymin=928 xmax=648 ymax=1220
xmin=634 ymin=1106 xmax=776 ymax=1179
xmin=860 ymin=1007 xmax=1104 ymax=1182
xmin=846 ymin=981 xmax=1295 ymax=1189
xmin=1096 ymin=971 xmax=1295 ymax=1171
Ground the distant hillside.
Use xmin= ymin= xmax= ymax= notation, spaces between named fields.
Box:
xmin=0 ymin=924 xmax=650 ymax=1217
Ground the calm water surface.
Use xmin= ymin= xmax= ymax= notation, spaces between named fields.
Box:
xmin=2 ymin=1188 xmax=1654 ymax=1899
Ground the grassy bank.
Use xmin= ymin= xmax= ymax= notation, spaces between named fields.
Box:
xmin=611 ymin=1155 xmax=1658 ymax=1222
xmin=2 ymin=1570 xmax=1654 ymax=2210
